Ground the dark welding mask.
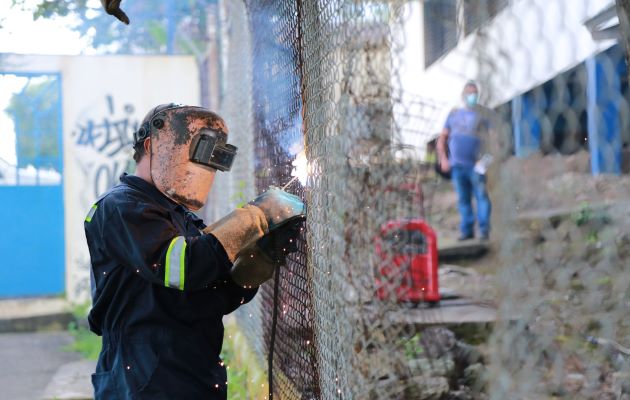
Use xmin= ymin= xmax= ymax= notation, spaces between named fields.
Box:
xmin=189 ymin=129 xmax=238 ymax=172
xmin=137 ymin=103 xmax=238 ymax=210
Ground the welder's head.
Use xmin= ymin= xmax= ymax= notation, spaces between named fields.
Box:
xmin=133 ymin=103 xmax=237 ymax=210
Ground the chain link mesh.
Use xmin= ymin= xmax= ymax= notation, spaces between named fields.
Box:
xmin=214 ymin=1 xmax=630 ymax=399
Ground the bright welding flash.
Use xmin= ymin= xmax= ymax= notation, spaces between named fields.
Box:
xmin=291 ymin=149 xmax=309 ymax=186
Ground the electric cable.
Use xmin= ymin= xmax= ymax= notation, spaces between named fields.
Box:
xmin=268 ymin=262 xmax=281 ymax=399
xmin=268 ymin=176 xmax=302 ymax=399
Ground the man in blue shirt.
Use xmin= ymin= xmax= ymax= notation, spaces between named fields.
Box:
xmin=437 ymin=81 xmax=492 ymax=241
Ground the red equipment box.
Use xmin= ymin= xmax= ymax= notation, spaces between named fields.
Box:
xmin=375 ymin=219 xmax=440 ymax=305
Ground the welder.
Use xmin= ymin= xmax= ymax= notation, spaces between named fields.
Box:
xmin=84 ymin=103 xmax=305 ymax=399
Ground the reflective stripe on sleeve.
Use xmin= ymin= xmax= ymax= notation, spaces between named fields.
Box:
xmin=85 ymin=204 xmax=98 ymax=222
xmin=164 ymin=236 xmax=187 ymax=290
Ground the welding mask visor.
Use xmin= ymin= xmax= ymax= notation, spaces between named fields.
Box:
xmin=189 ymin=129 xmax=237 ymax=172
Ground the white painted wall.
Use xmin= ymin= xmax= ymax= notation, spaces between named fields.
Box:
xmin=2 ymin=54 xmax=199 ymax=303
xmin=395 ymin=0 xmax=617 ymax=153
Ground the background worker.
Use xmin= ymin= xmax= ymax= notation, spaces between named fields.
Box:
xmin=84 ymin=103 xmax=304 ymax=399
xmin=437 ymin=81 xmax=493 ymax=241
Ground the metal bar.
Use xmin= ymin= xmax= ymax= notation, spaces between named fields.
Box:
xmin=55 ymin=73 xmax=63 ymax=179
xmin=586 ymin=56 xmax=601 ymax=174
xmin=586 ymin=52 xmax=622 ymax=175
xmin=511 ymin=95 xmax=523 ymax=157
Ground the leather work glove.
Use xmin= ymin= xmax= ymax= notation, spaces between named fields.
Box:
xmin=204 ymin=188 xmax=306 ymax=286
xmin=203 ymin=205 xmax=268 ymax=262
xmin=101 ymin=0 xmax=130 ymax=24
xmin=230 ymin=216 xmax=305 ymax=287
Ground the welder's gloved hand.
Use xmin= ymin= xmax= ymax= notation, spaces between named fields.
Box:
xmin=204 ymin=187 xmax=305 ymax=286
xmin=203 ymin=205 xmax=268 ymax=262
xmin=100 ymin=0 xmax=130 ymax=24
xmin=230 ymin=217 xmax=304 ymax=288
xmin=249 ymin=188 xmax=306 ymax=231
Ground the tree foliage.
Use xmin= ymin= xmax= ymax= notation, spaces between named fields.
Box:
xmin=12 ymin=0 xmax=216 ymax=58
xmin=5 ymin=77 xmax=60 ymax=167
xmin=12 ymin=0 xmax=220 ymax=107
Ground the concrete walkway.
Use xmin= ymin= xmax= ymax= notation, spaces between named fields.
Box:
xmin=42 ymin=360 xmax=95 ymax=400
xmin=0 ymin=297 xmax=95 ymax=399
xmin=0 ymin=331 xmax=83 ymax=400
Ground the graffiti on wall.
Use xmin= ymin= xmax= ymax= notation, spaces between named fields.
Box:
xmin=71 ymin=253 xmax=93 ymax=301
xmin=73 ymin=95 xmax=138 ymax=202
xmin=70 ymin=95 xmax=139 ymax=303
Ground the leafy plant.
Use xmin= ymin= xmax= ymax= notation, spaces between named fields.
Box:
xmin=230 ymin=180 xmax=249 ymax=208
xmin=400 ymin=333 xmax=424 ymax=359
xmin=64 ymin=303 xmax=101 ymax=360
xmin=573 ymin=202 xmax=592 ymax=227
xmin=4 ymin=77 xmax=61 ymax=168
xmin=222 ymin=318 xmax=269 ymax=399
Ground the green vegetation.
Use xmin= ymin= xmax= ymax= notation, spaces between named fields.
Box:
xmin=222 ymin=318 xmax=269 ymax=399
xmin=66 ymin=320 xmax=101 ymax=360
xmin=573 ymin=202 xmax=592 ymax=227
xmin=400 ymin=333 xmax=424 ymax=359
xmin=64 ymin=303 xmax=101 ymax=360
xmin=12 ymin=0 xmax=219 ymax=107
xmin=4 ymin=77 xmax=60 ymax=167
xmin=230 ymin=180 xmax=249 ymax=208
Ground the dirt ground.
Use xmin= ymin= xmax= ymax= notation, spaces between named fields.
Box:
xmin=422 ymin=149 xmax=630 ymax=287
xmin=422 ymin=151 xmax=630 ymax=399
xmin=499 ymin=151 xmax=630 ymax=211
xmin=426 ymin=151 xmax=630 ymax=229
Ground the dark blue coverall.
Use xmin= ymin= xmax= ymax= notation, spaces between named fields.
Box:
xmin=84 ymin=174 xmax=257 ymax=399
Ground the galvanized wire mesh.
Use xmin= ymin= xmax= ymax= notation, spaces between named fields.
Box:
xmin=247 ymin=1 xmax=320 ymax=397
xmin=214 ymin=1 xmax=630 ymax=399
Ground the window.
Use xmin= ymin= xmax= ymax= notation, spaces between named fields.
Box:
xmin=423 ymin=0 xmax=508 ymax=68
xmin=464 ymin=0 xmax=508 ymax=35
xmin=423 ymin=0 xmax=458 ymax=67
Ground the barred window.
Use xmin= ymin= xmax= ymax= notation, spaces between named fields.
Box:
xmin=423 ymin=0 xmax=458 ymax=67
xmin=464 ymin=0 xmax=508 ymax=35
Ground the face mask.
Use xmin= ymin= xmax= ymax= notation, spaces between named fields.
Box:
xmin=465 ymin=93 xmax=479 ymax=107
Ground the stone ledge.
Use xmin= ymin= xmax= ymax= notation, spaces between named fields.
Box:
xmin=0 ymin=297 xmax=74 ymax=333
xmin=438 ymin=239 xmax=489 ymax=261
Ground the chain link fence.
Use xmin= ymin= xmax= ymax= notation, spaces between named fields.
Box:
xmin=212 ymin=1 xmax=630 ymax=398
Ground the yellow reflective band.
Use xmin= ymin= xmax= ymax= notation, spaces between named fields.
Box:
xmin=85 ymin=204 xmax=98 ymax=222
xmin=164 ymin=236 xmax=186 ymax=290
xmin=179 ymin=240 xmax=187 ymax=291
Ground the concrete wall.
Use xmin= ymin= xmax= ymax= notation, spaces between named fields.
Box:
xmin=2 ymin=54 xmax=199 ymax=303
xmin=396 ymin=0 xmax=617 ymax=149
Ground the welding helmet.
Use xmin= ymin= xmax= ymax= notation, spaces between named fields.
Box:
xmin=133 ymin=103 xmax=238 ymax=210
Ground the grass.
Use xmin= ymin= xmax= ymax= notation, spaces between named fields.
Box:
xmin=64 ymin=303 xmax=101 ymax=360
xmin=222 ymin=317 xmax=269 ymax=399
